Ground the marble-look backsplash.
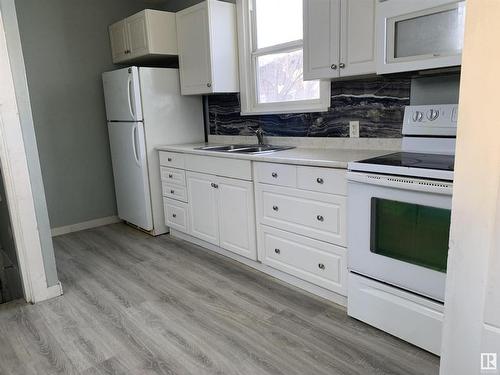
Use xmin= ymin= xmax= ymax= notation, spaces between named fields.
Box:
xmin=208 ymin=77 xmax=411 ymax=138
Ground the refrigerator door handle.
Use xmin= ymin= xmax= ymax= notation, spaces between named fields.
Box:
xmin=131 ymin=124 xmax=141 ymax=167
xmin=127 ymin=75 xmax=135 ymax=120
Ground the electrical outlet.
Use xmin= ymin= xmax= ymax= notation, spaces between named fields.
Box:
xmin=349 ymin=121 xmax=360 ymax=138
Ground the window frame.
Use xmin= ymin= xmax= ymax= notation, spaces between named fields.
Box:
xmin=236 ymin=0 xmax=331 ymax=115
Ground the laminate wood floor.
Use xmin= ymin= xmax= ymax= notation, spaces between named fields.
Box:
xmin=0 ymin=224 xmax=440 ymax=374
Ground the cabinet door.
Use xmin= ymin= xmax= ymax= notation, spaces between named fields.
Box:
xmin=303 ymin=0 xmax=341 ymax=80
xmin=126 ymin=12 xmax=150 ymax=59
xmin=217 ymin=177 xmax=257 ymax=260
xmin=176 ymin=2 xmax=213 ymax=95
xmin=186 ymin=172 xmax=219 ymax=245
xmin=109 ymin=20 xmax=129 ymax=63
xmin=340 ymin=0 xmax=376 ymax=77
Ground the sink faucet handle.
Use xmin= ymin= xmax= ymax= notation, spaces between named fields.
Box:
xmin=251 ymin=127 xmax=265 ymax=145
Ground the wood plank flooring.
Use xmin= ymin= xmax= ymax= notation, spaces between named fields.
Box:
xmin=0 ymin=223 xmax=440 ymax=374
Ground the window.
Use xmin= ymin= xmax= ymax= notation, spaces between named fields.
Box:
xmin=237 ymin=0 xmax=330 ymax=115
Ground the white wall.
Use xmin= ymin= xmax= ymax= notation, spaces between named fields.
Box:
xmin=440 ymin=1 xmax=500 ymax=373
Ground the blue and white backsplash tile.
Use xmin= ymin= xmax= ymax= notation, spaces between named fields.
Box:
xmin=208 ymin=77 xmax=411 ymax=138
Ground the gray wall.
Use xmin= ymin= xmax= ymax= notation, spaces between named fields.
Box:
xmin=14 ymin=0 xmax=166 ymax=229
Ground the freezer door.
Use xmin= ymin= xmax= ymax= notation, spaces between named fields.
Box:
xmin=102 ymin=66 xmax=143 ymax=121
xmin=108 ymin=121 xmax=153 ymax=230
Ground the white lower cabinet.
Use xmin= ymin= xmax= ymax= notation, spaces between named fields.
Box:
xmin=254 ymin=162 xmax=348 ymax=296
xmin=217 ymin=177 xmax=256 ymax=259
xmin=186 ymin=171 xmax=257 ymax=259
xmin=164 ymin=199 xmax=189 ymax=233
xmin=261 ymin=225 xmax=347 ymax=295
xmin=160 ymin=153 xmax=348 ymax=301
xmin=186 ymin=171 xmax=219 ymax=246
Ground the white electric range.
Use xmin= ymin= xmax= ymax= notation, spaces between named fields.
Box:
xmin=346 ymin=104 xmax=457 ymax=356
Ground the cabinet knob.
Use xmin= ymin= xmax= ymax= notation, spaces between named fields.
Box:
xmin=317 ymin=215 xmax=324 ymax=222
xmin=167 ymin=157 xmax=172 ymax=162
xmin=318 ymin=263 xmax=325 ymax=270
xmin=271 ymin=172 xmax=278 ymax=178
xmin=272 ymin=205 xmax=279 ymax=211
xmin=168 ymin=174 xmax=173 ymax=178
xmin=316 ymin=177 xmax=324 ymax=184
xmin=170 ymin=189 xmax=175 ymax=194
xmin=339 ymin=62 xmax=345 ymax=69
xmin=207 ymin=83 xmax=212 ymax=88
xmin=274 ymin=248 xmax=280 ymax=254
xmin=172 ymin=213 xmax=177 ymax=218
xmin=330 ymin=64 xmax=337 ymax=70
xmin=211 ymin=183 xmax=218 ymax=189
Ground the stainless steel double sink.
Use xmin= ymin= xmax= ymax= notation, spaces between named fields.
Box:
xmin=195 ymin=144 xmax=295 ymax=154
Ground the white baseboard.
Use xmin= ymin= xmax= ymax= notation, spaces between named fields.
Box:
xmin=51 ymin=216 xmax=122 ymax=237
xmin=170 ymin=229 xmax=347 ymax=307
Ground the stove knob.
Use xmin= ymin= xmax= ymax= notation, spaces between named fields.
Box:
xmin=412 ymin=111 xmax=423 ymax=122
xmin=427 ymin=109 xmax=440 ymax=121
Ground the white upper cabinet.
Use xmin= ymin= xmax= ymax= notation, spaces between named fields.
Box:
xmin=109 ymin=10 xmax=178 ymax=64
xmin=109 ymin=19 xmax=129 ymax=63
xmin=340 ymin=0 xmax=376 ymax=77
xmin=303 ymin=0 xmax=376 ymax=80
xmin=303 ymin=0 xmax=341 ymax=80
xmin=176 ymin=0 xmax=239 ymax=95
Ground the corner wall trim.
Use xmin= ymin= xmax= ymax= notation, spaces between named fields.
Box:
xmin=51 ymin=216 xmax=122 ymax=237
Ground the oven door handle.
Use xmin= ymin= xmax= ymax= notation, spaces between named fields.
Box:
xmin=347 ymin=171 xmax=453 ymax=196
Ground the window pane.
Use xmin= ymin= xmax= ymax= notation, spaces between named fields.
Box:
xmin=255 ymin=0 xmax=303 ymax=49
xmin=256 ymin=49 xmax=320 ymax=104
xmin=370 ymin=198 xmax=451 ymax=273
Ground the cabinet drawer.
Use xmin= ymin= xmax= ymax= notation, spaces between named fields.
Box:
xmin=255 ymin=162 xmax=297 ymax=187
xmin=297 ymin=166 xmax=347 ymax=195
xmin=159 ymin=151 xmax=185 ymax=169
xmin=260 ymin=226 xmax=347 ymax=295
xmin=164 ymin=198 xmax=188 ymax=233
xmin=185 ymin=154 xmax=252 ymax=180
xmin=256 ymin=184 xmax=346 ymax=246
xmin=160 ymin=167 xmax=186 ymax=186
xmin=162 ymin=183 xmax=187 ymax=202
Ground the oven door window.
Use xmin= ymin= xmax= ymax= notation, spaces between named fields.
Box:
xmin=370 ymin=198 xmax=451 ymax=272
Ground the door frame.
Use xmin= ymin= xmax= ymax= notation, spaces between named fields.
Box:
xmin=0 ymin=1 xmax=62 ymax=303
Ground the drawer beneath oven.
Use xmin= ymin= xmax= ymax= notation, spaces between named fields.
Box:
xmin=255 ymin=183 xmax=346 ymax=246
xmin=260 ymin=225 xmax=347 ymax=295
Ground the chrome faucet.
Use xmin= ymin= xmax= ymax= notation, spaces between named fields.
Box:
xmin=252 ymin=127 xmax=265 ymax=145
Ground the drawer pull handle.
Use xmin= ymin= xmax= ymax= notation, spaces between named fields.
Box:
xmin=317 ymin=215 xmax=324 ymax=222
xmin=167 ymin=157 xmax=172 ymax=162
xmin=272 ymin=205 xmax=279 ymax=211
xmin=211 ymin=183 xmax=219 ymax=189
xmin=271 ymin=172 xmax=278 ymax=178
xmin=168 ymin=174 xmax=173 ymax=178
xmin=316 ymin=177 xmax=324 ymax=184
xmin=170 ymin=189 xmax=175 ymax=194
xmin=172 ymin=213 xmax=177 ymax=218
xmin=274 ymin=248 xmax=280 ymax=254
xmin=318 ymin=263 xmax=325 ymax=270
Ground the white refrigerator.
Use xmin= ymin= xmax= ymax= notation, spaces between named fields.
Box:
xmin=102 ymin=67 xmax=204 ymax=235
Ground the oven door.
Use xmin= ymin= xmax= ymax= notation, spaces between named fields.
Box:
xmin=376 ymin=0 xmax=466 ymax=74
xmin=347 ymin=172 xmax=453 ymax=302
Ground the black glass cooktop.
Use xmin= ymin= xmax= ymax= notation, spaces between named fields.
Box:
xmin=358 ymin=152 xmax=455 ymax=171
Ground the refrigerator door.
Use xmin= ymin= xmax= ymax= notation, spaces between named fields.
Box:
xmin=102 ymin=66 xmax=143 ymax=122
xmin=108 ymin=121 xmax=153 ymax=230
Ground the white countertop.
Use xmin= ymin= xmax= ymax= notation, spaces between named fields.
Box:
xmin=157 ymin=143 xmax=393 ymax=169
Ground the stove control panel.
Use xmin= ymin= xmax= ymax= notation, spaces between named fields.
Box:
xmin=403 ymin=104 xmax=458 ymax=137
